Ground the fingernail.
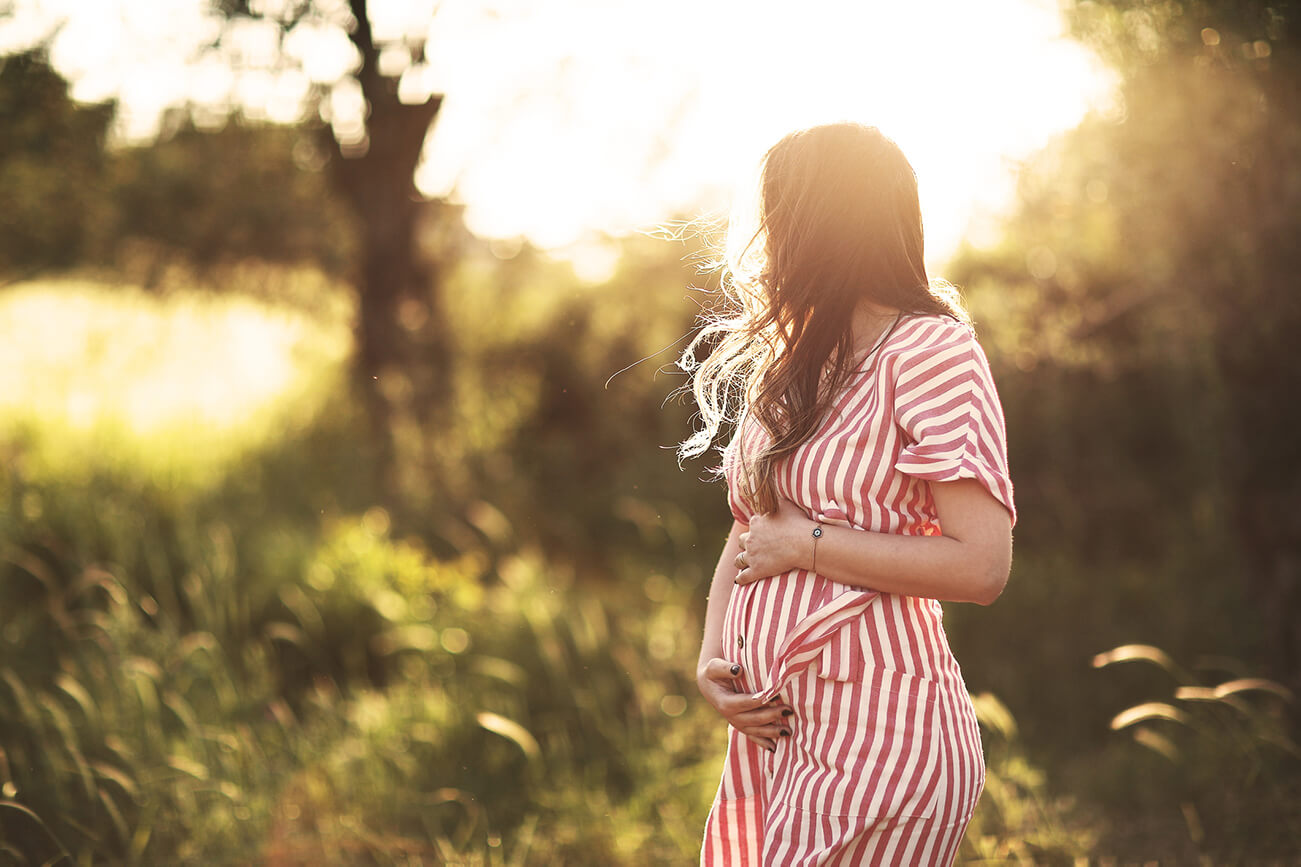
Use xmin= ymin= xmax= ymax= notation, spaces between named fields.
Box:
xmin=780 ymin=729 xmax=791 ymax=737
xmin=781 ymin=709 xmax=793 ymax=717
xmin=730 ymin=664 xmax=741 ymax=676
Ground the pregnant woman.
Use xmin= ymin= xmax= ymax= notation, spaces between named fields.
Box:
xmin=681 ymin=123 xmax=1016 ymax=865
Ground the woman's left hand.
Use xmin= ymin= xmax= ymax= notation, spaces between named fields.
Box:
xmin=735 ymin=497 xmax=812 ymax=585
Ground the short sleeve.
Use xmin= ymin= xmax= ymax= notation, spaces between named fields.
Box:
xmin=892 ymin=322 xmax=1016 ymax=526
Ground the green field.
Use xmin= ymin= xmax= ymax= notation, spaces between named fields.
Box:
xmin=2 ymin=273 xmax=1297 ymax=864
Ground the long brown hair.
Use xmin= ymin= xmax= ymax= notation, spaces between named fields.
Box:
xmin=678 ymin=122 xmax=969 ymax=514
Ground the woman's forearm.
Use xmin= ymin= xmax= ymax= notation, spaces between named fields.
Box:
xmin=806 ymin=526 xmax=1005 ymax=605
xmin=738 ymin=482 xmax=1013 ymax=605
xmin=697 ymin=521 xmax=746 ymax=673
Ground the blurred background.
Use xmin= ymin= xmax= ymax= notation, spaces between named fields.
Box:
xmin=0 ymin=0 xmax=1298 ymax=863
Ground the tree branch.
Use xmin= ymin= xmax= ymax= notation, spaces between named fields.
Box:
xmin=347 ymin=0 xmax=386 ymax=105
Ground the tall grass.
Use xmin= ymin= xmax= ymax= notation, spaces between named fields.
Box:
xmin=1 ymin=475 xmax=1088 ymax=864
xmin=0 ymin=276 xmax=728 ymax=862
xmin=6 ymin=273 xmax=1274 ymax=863
xmin=0 ymin=504 xmax=729 ymax=863
xmin=960 ymin=693 xmax=1098 ymax=862
xmin=1091 ymin=644 xmax=1301 ymax=860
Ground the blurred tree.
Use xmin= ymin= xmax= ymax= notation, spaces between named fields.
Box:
xmin=0 ymin=49 xmax=114 ymax=277
xmin=108 ymin=114 xmax=357 ymax=281
xmin=953 ymin=0 xmax=1301 ymax=706
xmin=210 ymin=0 xmax=451 ymax=504
xmin=0 ymin=50 xmax=357 ymax=286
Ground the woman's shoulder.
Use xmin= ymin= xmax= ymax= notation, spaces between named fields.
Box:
xmin=881 ymin=313 xmax=1001 ymax=407
xmin=882 ymin=313 xmax=980 ymax=366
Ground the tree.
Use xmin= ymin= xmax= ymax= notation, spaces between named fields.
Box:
xmin=0 ymin=49 xmax=115 ymax=277
xmin=212 ymin=0 xmax=453 ymax=504
xmin=109 ymin=115 xmax=357 ymax=279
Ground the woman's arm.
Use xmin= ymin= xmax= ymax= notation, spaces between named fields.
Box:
xmin=695 ymin=520 xmax=792 ymax=751
xmin=735 ymin=479 xmax=1013 ymax=605
xmin=696 ymin=521 xmax=745 ymax=673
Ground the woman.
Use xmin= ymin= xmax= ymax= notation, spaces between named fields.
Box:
xmin=679 ymin=123 xmax=1015 ymax=865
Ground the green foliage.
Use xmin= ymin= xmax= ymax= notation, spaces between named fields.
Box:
xmin=0 ymin=274 xmax=1102 ymax=863
xmin=0 ymin=472 xmax=723 ymax=864
xmin=107 ymin=117 xmax=357 ymax=279
xmin=0 ymin=274 xmax=717 ymax=863
xmin=0 ymin=50 xmax=354 ymax=283
xmin=394 ymin=232 xmax=725 ymax=576
xmin=0 ymin=50 xmax=115 ymax=275
xmin=0 ymin=553 xmax=293 ymax=862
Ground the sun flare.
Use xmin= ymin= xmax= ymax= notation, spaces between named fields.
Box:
xmin=416 ymin=0 xmax=1115 ymax=270
xmin=3 ymin=0 xmax=1114 ymax=273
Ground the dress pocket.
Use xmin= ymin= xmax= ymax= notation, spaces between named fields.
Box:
xmin=782 ymin=668 xmax=941 ymax=820
xmin=814 ymin=592 xmax=868 ymax=683
xmin=815 ymin=615 xmax=865 ymax=682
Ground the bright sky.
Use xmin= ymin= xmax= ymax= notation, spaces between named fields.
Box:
xmin=1 ymin=0 xmax=1113 ymax=272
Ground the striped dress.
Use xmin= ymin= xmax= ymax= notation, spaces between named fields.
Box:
xmin=701 ymin=313 xmax=1016 ymax=866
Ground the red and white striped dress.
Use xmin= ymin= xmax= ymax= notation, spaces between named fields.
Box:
xmin=702 ymin=313 xmax=1016 ymax=866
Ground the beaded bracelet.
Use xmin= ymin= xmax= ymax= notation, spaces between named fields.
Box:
xmin=811 ymin=521 xmax=824 ymax=573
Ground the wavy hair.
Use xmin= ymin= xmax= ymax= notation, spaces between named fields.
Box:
xmin=678 ymin=123 xmax=969 ymax=514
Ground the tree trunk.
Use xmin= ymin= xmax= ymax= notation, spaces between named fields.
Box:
xmin=320 ymin=0 xmax=445 ymax=505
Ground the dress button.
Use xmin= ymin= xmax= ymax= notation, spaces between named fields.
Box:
xmin=736 ymin=635 xmax=745 ymax=649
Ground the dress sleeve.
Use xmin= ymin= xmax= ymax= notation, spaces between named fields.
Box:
xmin=892 ymin=323 xmax=1016 ymax=526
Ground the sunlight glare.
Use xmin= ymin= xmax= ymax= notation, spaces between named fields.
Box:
xmin=1 ymin=0 xmax=1114 ymax=265
xmin=0 ymin=283 xmax=350 ymax=473
xmin=417 ymin=0 xmax=1114 ymax=265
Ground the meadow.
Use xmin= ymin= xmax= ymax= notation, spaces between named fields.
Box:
xmin=2 ymin=261 xmax=1295 ymax=865
xmin=4 ymin=0 xmax=1301 ymax=861
xmin=0 ymin=270 xmax=1092 ymax=865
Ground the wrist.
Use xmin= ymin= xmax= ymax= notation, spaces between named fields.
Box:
xmin=808 ymin=518 xmax=823 ymax=573
xmin=784 ymin=522 xmax=811 ymax=572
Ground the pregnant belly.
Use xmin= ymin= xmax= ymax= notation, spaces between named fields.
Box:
xmin=723 ymin=569 xmax=860 ymax=694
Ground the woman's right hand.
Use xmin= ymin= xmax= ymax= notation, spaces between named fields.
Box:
xmin=696 ymin=658 xmax=793 ymax=752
